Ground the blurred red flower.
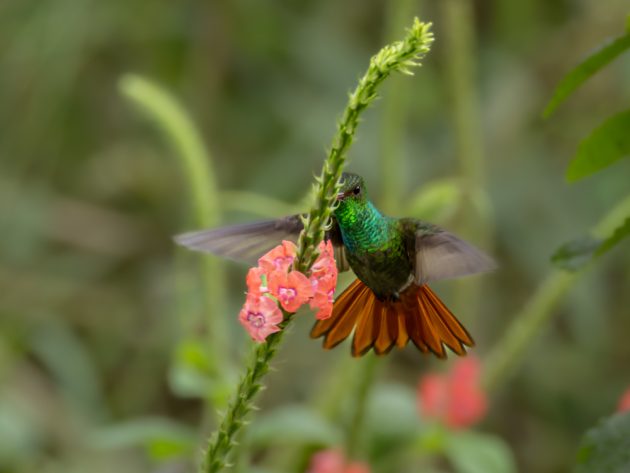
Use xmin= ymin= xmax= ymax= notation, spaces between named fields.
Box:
xmin=307 ymin=449 xmax=370 ymax=473
xmin=417 ymin=356 xmax=487 ymax=429
xmin=617 ymin=387 xmax=630 ymax=413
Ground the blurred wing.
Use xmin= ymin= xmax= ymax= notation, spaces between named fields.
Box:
xmin=413 ymin=226 xmax=496 ymax=284
xmin=175 ymin=215 xmax=349 ymax=271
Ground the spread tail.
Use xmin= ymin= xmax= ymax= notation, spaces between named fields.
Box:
xmin=310 ymin=279 xmax=474 ymax=358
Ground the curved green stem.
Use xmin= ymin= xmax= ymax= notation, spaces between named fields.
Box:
xmin=482 ymin=194 xmax=630 ymax=392
xmin=199 ymin=18 xmax=435 ymax=473
xmin=119 ymin=74 xmax=230 ymax=393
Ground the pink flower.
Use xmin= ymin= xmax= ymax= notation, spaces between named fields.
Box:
xmin=268 ymin=270 xmax=313 ymax=312
xmin=239 ymin=239 xmax=339 ymax=341
xmin=307 ymin=449 xmax=371 ymax=473
xmin=311 ymin=241 xmax=337 ymax=282
xmin=239 ymin=295 xmax=283 ymax=342
xmin=246 ymin=266 xmax=267 ymax=297
xmin=617 ymin=387 xmax=630 ymax=413
xmin=310 ymin=273 xmax=336 ymax=320
xmin=259 ymin=240 xmax=297 ymax=274
xmin=417 ymin=356 xmax=487 ymax=429
xmin=309 ymin=240 xmax=338 ymax=319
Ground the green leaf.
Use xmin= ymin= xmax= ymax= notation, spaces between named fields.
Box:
xmin=551 ymin=217 xmax=630 ymax=271
xmin=551 ymin=236 xmax=601 ymax=271
xmin=445 ymin=431 xmax=517 ymax=473
xmin=566 ymin=110 xmax=630 ymax=181
xmin=0 ymin=402 xmax=40 ymax=466
xmin=575 ymin=412 xmax=630 ymax=473
xmin=29 ymin=319 xmax=106 ymax=422
xmin=247 ymin=405 xmax=343 ymax=448
xmin=365 ymin=384 xmax=422 ymax=459
xmin=543 ymin=34 xmax=630 ymax=118
xmin=168 ymin=339 xmax=236 ymax=407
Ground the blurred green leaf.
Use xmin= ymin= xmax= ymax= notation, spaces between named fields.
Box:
xmin=574 ymin=412 xmax=630 ymax=473
xmin=365 ymin=384 xmax=421 ymax=460
xmin=552 ymin=217 xmax=630 ymax=271
xmin=543 ymin=34 xmax=630 ymax=118
xmin=446 ymin=431 xmax=517 ymax=473
xmin=89 ymin=418 xmax=196 ymax=461
xmin=247 ymin=405 xmax=342 ymax=448
xmin=168 ymin=339 xmax=235 ymax=407
xmin=0 ymin=401 xmax=40 ymax=467
xmin=551 ymin=236 xmax=601 ymax=271
xmin=566 ymin=110 xmax=630 ymax=181
xmin=30 ymin=318 xmax=106 ymax=422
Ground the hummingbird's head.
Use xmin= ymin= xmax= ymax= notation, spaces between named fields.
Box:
xmin=336 ymin=172 xmax=366 ymax=203
xmin=334 ymin=173 xmax=376 ymax=230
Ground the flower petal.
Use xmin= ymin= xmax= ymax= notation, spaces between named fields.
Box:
xmin=259 ymin=240 xmax=297 ymax=274
xmin=246 ymin=266 xmax=266 ymax=296
xmin=268 ymin=270 xmax=313 ymax=312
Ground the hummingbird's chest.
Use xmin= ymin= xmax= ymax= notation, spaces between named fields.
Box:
xmin=339 ymin=217 xmax=413 ymax=300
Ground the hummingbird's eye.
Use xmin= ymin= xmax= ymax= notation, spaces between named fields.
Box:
xmin=353 ymin=186 xmax=361 ymax=195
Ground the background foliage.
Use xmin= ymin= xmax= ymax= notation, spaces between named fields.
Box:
xmin=1 ymin=1 xmax=629 ymax=472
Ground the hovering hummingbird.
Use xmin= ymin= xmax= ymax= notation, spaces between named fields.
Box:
xmin=175 ymin=172 xmax=495 ymax=358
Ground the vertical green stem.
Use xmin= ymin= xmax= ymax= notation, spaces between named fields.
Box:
xmin=203 ymin=320 xmax=290 ymax=473
xmin=440 ymin=0 xmax=491 ymax=320
xmin=199 ymin=20 xmax=434 ymax=473
xmin=346 ymin=355 xmax=380 ymax=457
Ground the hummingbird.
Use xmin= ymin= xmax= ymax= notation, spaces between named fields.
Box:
xmin=175 ymin=172 xmax=495 ymax=358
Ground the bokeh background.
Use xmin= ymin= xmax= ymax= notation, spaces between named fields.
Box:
xmin=1 ymin=0 xmax=630 ymax=472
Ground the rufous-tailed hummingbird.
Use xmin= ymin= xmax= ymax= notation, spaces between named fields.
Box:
xmin=176 ymin=172 xmax=495 ymax=358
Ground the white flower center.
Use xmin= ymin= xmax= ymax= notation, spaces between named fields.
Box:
xmin=278 ymin=286 xmax=297 ymax=301
xmin=247 ymin=311 xmax=265 ymax=328
xmin=274 ymin=256 xmax=291 ymax=269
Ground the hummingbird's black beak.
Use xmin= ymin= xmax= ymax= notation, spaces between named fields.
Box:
xmin=336 ymin=192 xmax=346 ymax=200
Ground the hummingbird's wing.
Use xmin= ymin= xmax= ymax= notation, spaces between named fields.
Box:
xmin=174 ymin=215 xmax=350 ymax=271
xmin=403 ymin=220 xmax=496 ymax=285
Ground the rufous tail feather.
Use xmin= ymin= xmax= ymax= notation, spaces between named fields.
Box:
xmin=310 ymin=279 xmax=474 ymax=358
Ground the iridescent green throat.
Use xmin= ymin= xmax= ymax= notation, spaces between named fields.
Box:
xmin=334 ymin=199 xmax=393 ymax=253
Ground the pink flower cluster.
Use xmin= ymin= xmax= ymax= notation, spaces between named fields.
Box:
xmin=417 ymin=356 xmax=488 ymax=429
xmin=239 ymin=240 xmax=338 ymax=342
xmin=307 ymin=449 xmax=370 ymax=473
